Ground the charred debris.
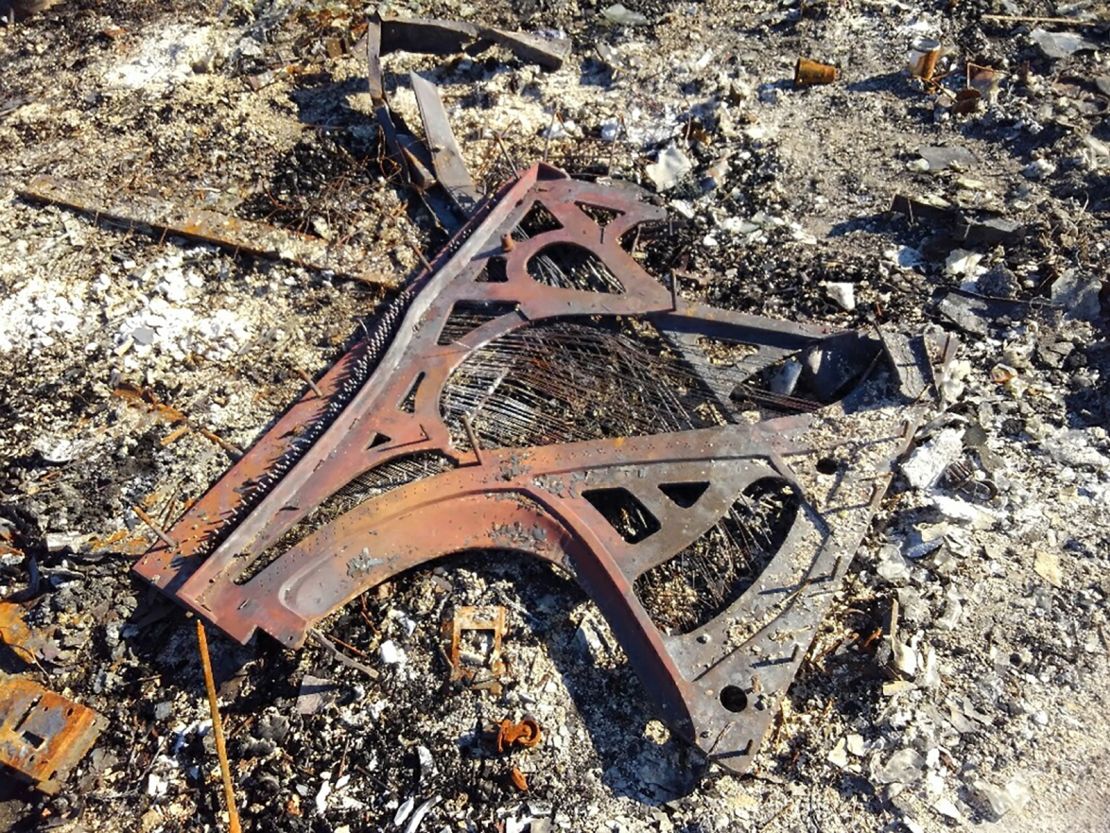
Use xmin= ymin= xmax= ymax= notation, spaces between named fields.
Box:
xmin=1 ymin=3 xmax=1108 ymax=833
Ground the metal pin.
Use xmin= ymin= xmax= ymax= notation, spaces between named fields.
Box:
xmin=133 ymin=505 xmax=178 ymax=549
xmin=296 ymin=369 xmax=324 ymax=398
xmin=463 ymin=415 xmax=485 ymax=467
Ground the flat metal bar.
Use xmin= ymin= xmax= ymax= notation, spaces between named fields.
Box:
xmin=479 ymin=27 xmax=571 ymax=70
xmin=409 ymin=73 xmax=480 ymax=215
xmin=366 ymin=18 xmax=384 ymax=103
xmin=19 ymin=175 xmax=396 ymax=288
xmin=651 ymin=302 xmax=836 ymax=349
xmin=379 ymin=14 xmax=478 ymax=55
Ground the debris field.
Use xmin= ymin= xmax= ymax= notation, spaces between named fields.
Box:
xmin=0 ymin=2 xmax=1108 ymax=833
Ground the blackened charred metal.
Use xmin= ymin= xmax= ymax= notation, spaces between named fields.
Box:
xmin=133 ymin=164 xmax=953 ymax=774
xmin=376 ymin=11 xmax=571 ymax=70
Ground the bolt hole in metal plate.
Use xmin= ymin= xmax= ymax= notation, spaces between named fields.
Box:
xmin=133 ymin=165 xmax=952 ymax=774
xmin=0 ymin=679 xmax=105 ymax=793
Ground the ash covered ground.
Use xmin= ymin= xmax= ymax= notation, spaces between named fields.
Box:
xmin=0 ymin=1 xmax=1108 ymax=832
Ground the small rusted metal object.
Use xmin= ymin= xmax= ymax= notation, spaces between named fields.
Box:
xmin=509 ymin=766 xmax=529 ymax=791
xmin=0 ymin=677 xmax=105 ymax=793
xmin=794 ymin=57 xmax=838 ymax=87
xmin=133 ymin=164 xmax=953 ymax=773
xmin=446 ymin=606 xmax=506 ymax=688
xmin=907 ymin=38 xmax=941 ymax=82
xmin=967 ymin=63 xmax=1004 ymax=102
xmin=496 ymin=716 xmax=542 ymax=753
xmin=0 ymin=603 xmax=38 ymax=665
xmin=951 ymin=88 xmax=983 ymax=115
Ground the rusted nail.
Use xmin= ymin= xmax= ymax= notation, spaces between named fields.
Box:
xmin=296 ymin=369 xmax=325 ymax=399
xmin=198 ymin=428 xmax=244 ymax=457
xmin=794 ymin=57 xmax=838 ymax=88
xmin=133 ymin=504 xmax=178 ymax=549
xmin=496 ymin=716 xmax=542 ymax=753
xmin=409 ymin=242 xmax=432 ymax=270
xmin=463 ymin=414 xmax=485 ymax=466
xmin=160 ymin=424 xmax=190 ymax=447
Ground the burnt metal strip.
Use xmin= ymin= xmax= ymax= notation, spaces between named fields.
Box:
xmin=19 ymin=175 xmax=395 ymax=287
xmin=410 ymin=72 xmax=480 ymax=215
xmin=375 ymin=12 xmax=571 ymax=70
xmin=133 ymin=165 xmax=950 ymax=774
xmin=366 ymin=18 xmax=385 ymax=103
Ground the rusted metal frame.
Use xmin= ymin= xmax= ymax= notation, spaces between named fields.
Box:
xmin=165 ymin=174 xmax=680 ymax=598
xmin=133 ymin=165 xmax=946 ymax=772
xmin=446 ymin=605 xmax=506 ymax=686
xmin=18 ymin=175 xmax=395 ymax=287
xmin=133 ymin=166 xmax=556 ymax=594
xmin=128 ymin=168 xmax=689 ymax=581
xmin=0 ymin=677 xmax=105 ymax=793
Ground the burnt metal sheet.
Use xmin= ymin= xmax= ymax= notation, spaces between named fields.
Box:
xmin=0 ymin=602 xmax=39 ymax=665
xmin=479 ymin=27 xmax=571 ymax=70
xmin=0 ymin=677 xmax=105 ymax=793
xmin=133 ymin=164 xmax=952 ymax=773
xmin=379 ymin=13 xmax=478 ymax=57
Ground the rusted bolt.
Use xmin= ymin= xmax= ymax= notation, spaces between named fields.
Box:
xmin=501 ymin=234 xmax=515 ymax=252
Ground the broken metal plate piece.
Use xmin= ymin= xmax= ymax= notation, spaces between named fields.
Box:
xmin=445 ymin=605 xmax=507 ymax=689
xmin=134 ymin=164 xmax=952 ymax=773
xmin=0 ymin=677 xmax=105 ymax=793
